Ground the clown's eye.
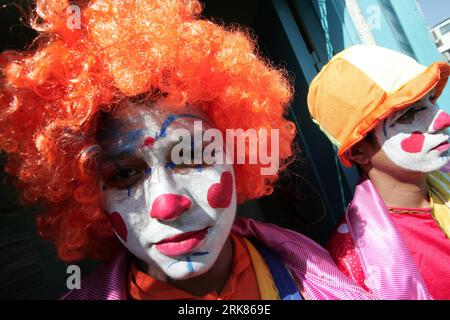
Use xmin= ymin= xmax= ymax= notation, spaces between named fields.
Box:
xmin=114 ymin=168 xmax=139 ymax=180
xmin=107 ymin=167 xmax=144 ymax=189
xmin=101 ymin=156 xmax=149 ymax=189
xmin=102 ymin=157 xmax=149 ymax=189
xmin=175 ymin=161 xmax=209 ymax=172
xmin=396 ymin=108 xmax=417 ymax=124
xmin=168 ymin=148 xmax=213 ymax=174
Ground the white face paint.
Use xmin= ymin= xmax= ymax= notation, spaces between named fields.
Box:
xmin=374 ymin=91 xmax=450 ymax=173
xmin=97 ymin=102 xmax=237 ymax=280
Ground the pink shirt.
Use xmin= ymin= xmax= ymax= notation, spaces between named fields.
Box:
xmin=328 ymin=210 xmax=450 ymax=299
xmin=389 ymin=211 xmax=450 ymax=300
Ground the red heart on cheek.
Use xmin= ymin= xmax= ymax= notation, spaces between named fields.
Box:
xmin=108 ymin=212 xmax=128 ymax=242
xmin=207 ymin=171 xmax=233 ymax=208
xmin=400 ymin=131 xmax=425 ymax=153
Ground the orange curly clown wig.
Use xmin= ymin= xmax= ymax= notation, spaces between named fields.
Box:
xmin=0 ymin=0 xmax=296 ymax=261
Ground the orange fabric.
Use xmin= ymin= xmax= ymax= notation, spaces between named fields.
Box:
xmin=338 ymin=62 xmax=450 ymax=166
xmin=308 ymin=47 xmax=450 ymax=167
xmin=307 ymin=59 xmax=386 ymax=150
xmin=127 ymin=234 xmax=261 ymax=300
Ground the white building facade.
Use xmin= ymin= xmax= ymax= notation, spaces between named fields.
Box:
xmin=431 ymin=18 xmax=450 ymax=62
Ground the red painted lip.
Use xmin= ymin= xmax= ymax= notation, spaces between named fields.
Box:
xmin=154 ymin=228 xmax=209 ymax=257
xmin=432 ymin=141 xmax=450 ymax=152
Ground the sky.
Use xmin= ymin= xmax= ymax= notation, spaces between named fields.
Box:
xmin=417 ymin=0 xmax=450 ymax=27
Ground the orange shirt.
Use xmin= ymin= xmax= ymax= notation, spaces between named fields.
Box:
xmin=128 ymin=234 xmax=261 ymax=300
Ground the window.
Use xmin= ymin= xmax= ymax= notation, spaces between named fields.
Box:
xmin=431 ymin=30 xmax=438 ymax=41
xmin=443 ymin=49 xmax=450 ymax=63
xmin=440 ymin=22 xmax=450 ymax=35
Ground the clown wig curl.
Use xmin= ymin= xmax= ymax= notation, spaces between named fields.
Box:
xmin=0 ymin=0 xmax=296 ymax=261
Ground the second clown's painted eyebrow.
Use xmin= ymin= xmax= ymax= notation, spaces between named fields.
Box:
xmin=388 ymin=106 xmax=429 ymax=130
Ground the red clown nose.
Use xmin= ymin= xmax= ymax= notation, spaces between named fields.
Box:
xmin=150 ymin=194 xmax=192 ymax=220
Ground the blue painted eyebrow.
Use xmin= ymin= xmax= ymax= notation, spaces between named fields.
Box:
xmin=102 ymin=113 xmax=210 ymax=161
xmin=119 ymin=129 xmax=146 ymax=154
xmin=165 ymin=161 xmax=177 ymax=170
xmin=102 ymin=128 xmax=146 ymax=161
xmin=157 ymin=114 xmax=211 ymax=139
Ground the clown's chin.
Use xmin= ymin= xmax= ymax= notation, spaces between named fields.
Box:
xmin=164 ymin=258 xmax=213 ymax=280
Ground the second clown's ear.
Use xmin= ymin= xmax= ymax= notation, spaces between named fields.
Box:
xmin=346 ymin=137 xmax=377 ymax=167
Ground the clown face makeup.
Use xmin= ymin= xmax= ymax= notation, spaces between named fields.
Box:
xmin=97 ymin=102 xmax=237 ymax=280
xmin=374 ymin=91 xmax=450 ymax=173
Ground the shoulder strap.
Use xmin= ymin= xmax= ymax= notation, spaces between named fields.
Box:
xmin=251 ymin=240 xmax=303 ymax=300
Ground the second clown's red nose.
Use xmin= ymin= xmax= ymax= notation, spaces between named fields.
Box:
xmin=150 ymin=194 xmax=192 ymax=220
